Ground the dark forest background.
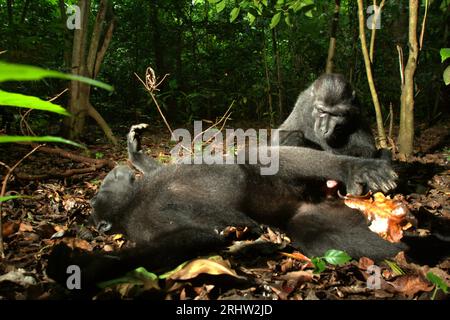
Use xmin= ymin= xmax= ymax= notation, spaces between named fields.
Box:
xmin=0 ymin=0 xmax=449 ymax=142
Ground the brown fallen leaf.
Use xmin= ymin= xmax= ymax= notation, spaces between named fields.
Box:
xmin=19 ymin=222 xmax=33 ymax=232
xmin=60 ymin=238 xmax=93 ymax=251
xmin=221 ymin=226 xmax=250 ymax=239
xmin=388 ymin=275 xmax=433 ymax=298
xmin=278 ymin=270 xmax=316 ymax=284
xmin=358 ymin=257 xmax=375 ymax=270
xmin=341 ymin=192 xmax=413 ymax=242
xmin=168 ymin=257 xmax=244 ymax=281
xmin=2 ymin=221 xmax=19 ymax=237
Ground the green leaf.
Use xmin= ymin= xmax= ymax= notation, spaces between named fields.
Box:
xmin=159 ymin=261 xmax=190 ymax=279
xmin=441 ymin=48 xmax=450 ymax=63
xmin=323 ymin=249 xmax=352 ymax=265
xmin=443 ymin=66 xmax=450 ymax=85
xmin=0 ymin=135 xmax=84 ymax=148
xmin=133 ymin=267 xmax=159 ymax=281
xmin=312 ymin=257 xmax=326 ymax=274
xmin=0 ymin=195 xmax=27 ymax=202
xmin=285 ymin=15 xmax=293 ymax=27
xmin=97 ymin=267 xmax=159 ymax=289
xmin=0 ymin=62 xmax=113 ymax=91
xmin=0 ymin=90 xmax=69 ymax=115
xmin=384 ymin=260 xmax=405 ymax=276
xmin=247 ymin=12 xmax=256 ymax=25
xmin=427 ymin=272 xmax=448 ymax=293
xmin=269 ymin=12 xmax=281 ymax=29
xmin=230 ymin=7 xmax=241 ymax=22
xmin=216 ymin=0 xmax=226 ymax=13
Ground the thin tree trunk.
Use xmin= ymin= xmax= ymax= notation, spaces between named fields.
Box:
xmin=326 ymin=0 xmax=341 ymax=74
xmin=271 ymin=28 xmax=283 ymax=120
xmin=6 ymin=0 xmax=13 ymax=25
xmin=66 ymin=0 xmax=90 ymax=140
xmin=369 ymin=0 xmax=386 ymax=63
xmin=398 ymin=0 xmax=419 ymax=156
xmin=58 ymin=0 xmax=72 ymax=69
xmin=94 ymin=19 xmax=115 ymax=78
xmin=356 ymin=0 xmax=387 ymax=148
xmin=87 ymin=102 xmax=117 ymax=145
xmin=262 ymin=31 xmax=273 ymax=126
xmin=20 ymin=0 xmax=31 ymax=23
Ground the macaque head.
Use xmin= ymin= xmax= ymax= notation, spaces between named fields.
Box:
xmin=310 ymin=73 xmax=359 ymax=143
xmin=90 ymin=165 xmax=135 ymax=233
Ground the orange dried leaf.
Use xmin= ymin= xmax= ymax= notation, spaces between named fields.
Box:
xmin=19 ymin=222 xmax=33 ymax=232
xmin=2 ymin=221 xmax=19 ymax=237
xmin=343 ymin=192 xmax=411 ymax=243
xmin=168 ymin=258 xmax=243 ymax=281
xmin=280 ymin=251 xmax=311 ymax=262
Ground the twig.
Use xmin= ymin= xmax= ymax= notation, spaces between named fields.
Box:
xmin=192 ymin=100 xmax=235 ymax=147
xmin=388 ymin=103 xmax=394 ymax=139
xmin=0 ymin=144 xmax=42 ymax=258
xmin=135 ymin=68 xmax=173 ymax=136
xmin=419 ymin=0 xmax=429 ymax=51
xmin=369 ymin=0 xmax=385 ymax=63
xmin=396 ymin=45 xmax=405 ymax=86
xmin=19 ymin=88 xmax=68 ymax=136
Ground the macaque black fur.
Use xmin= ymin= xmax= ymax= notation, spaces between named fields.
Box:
xmin=46 ymin=124 xmax=449 ymax=294
xmin=278 ymin=73 xmax=383 ymax=159
xmin=47 ymin=124 xmax=405 ymax=292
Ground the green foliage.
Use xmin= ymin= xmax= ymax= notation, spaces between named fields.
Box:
xmin=230 ymin=7 xmax=241 ymax=22
xmin=441 ymin=49 xmax=450 ymax=85
xmin=384 ymin=260 xmax=405 ymax=276
xmin=426 ymin=272 xmax=448 ymax=300
xmin=0 ymin=195 xmax=27 ymax=203
xmin=1 ymin=0 xmax=447 ymax=125
xmin=439 ymin=48 xmax=450 ymax=63
xmin=444 ymin=67 xmax=450 ymax=86
xmin=270 ymin=12 xmax=281 ymax=29
xmin=0 ymin=135 xmax=83 ymax=148
xmin=95 ymin=152 xmax=105 ymax=159
xmin=311 ymin=257 xmax=327 ymax=273
xmin=97 ymin=267 xmax=159 ymax=290
xmin=0 ymin=91 xmax=69 ymax=115
xmin=0 ymin=62 xmax=113 ymax=91
xmin=311 ymin=249 xmax=352 ymax=274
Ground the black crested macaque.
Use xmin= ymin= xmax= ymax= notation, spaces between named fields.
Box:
xmin=47 ymin=124 xmax=405 ymax=292
xmin=279 ymin=73 xmax=382 ymax=158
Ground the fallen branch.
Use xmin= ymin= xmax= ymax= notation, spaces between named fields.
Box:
xmin=13 ymin=162 xmax=110 ymax=180
xmin=29 ymin=144 xmax=116 ymax=169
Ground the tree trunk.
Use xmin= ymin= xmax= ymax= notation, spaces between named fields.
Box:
xmin=398 ymin=0 xmax=419 ymax=156
xmin=65 ymin=0 xmax=117 ymax=145
xmin=356 ymin=0 xmax=387 ymax=148
xmin=271 ymin=28 xmax=283 ymax=120
xmin=325 ymin=0 xmax=341 ymax=74
xmin=66 ymin=0 xmax=90 ymax=141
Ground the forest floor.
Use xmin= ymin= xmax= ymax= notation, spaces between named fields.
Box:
xmin=0 ymin=121 xmax=449 ymax=300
